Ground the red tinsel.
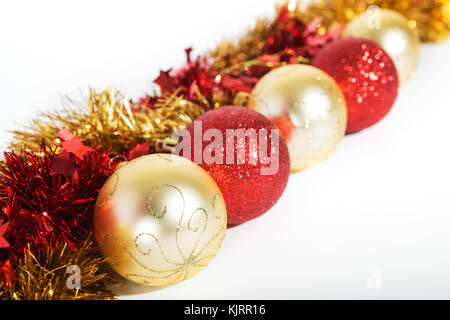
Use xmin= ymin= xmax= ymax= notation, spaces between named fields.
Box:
xmin=140 ymin=8 xmax=342 ymax=108
xmin=264 ymin=8 xmax=342 ymax=57
xmin=0 ymin=144 xmax=116 ymax=286
xmin=0 ymin=4 xmax=343 ymax=291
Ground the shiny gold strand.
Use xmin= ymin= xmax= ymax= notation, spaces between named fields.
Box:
xmin=342 ymin=9 xmax=420 ymax=85
xmin=211 ymin=0 xmax=449 ymax=70
xmin=250 ymin=65 xmax=347 ymax=172
xmin=9 ymin=87 xmax=207 ymax=155
xmin=0 ymin=239 xmax=114 ymax=300
xmin=210 ymin=17 xmax=272 ymax=71
xmin=94 ymin=154 xmax=227 ymax=287
xmin=10 ymin=1 xmax=449 ymax=155
xmin=301 ymin=0 xmax=450 ymax=43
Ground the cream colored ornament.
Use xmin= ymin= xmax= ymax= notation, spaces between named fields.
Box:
xmin=94 ymin=154 xmax=227 ymax=287
xmin=342 ymin=9 xmax=420 ymax=85
xmin=249 ymin=64 xmax=347 ymax=172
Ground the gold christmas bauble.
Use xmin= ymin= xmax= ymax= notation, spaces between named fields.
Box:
xmin=342 ymin=9 xmax=420 ymax=85
xmin=249 ymin=64 xmax=347 ymax=172
xmin=94 ymin=154 xmax=227 ymax=287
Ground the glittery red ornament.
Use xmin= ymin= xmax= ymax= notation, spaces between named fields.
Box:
xmin=312 ymin=38 xmax=399 ymax=134
xmin=182 ymin=107 xmax=290 ymax=226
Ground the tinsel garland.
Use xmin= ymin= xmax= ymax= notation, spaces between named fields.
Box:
xmin=0 ymin=145 xmax=117 ymax=299
xmin=0 ymin=146 xmax=114 ymax=251
xmin=0 ymin=239 xmax=114 ymax=300
xmin=10 ymin=88 xmax=206 ymax=155
xmin=1 ymin=0 xmax=449 ymax=300
xmin=211 ymin=0 xmax=450 ymax=69
xmin=301 ymin=0 xmax=450 ymax=42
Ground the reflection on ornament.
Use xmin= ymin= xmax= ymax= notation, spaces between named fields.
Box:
xmin=94 ymin=154 xmax=227 ymax=287
xmin=343 ymin=9 xmax=420 ymax=85
xmin=249 ymin=64 xmax=347 ymax=172
xmin=312 ymin=38 xmax=399 ymax=134
xmin=183 ymin=107 xmax=290 ymax=226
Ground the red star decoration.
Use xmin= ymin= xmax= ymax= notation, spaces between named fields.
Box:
xmin=128 ymin=142 xmax=150 ymax=161
xmin=50 ymin=151 xmax=81 ymax=178
xmin=154 ymin=69 xmax=175 ymax=93
xmin=61 ymin=136 xmax=93 ymax=160
xmin=51 ymin=133 xmax=91 ymax=178
xmin=56 ymin=127 xmax=75 ymax=140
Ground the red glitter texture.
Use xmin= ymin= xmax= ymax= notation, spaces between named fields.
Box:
xmin=184 ymin=107 xmax=290 ymax=226
xmin=0 ymin=145 xmax=116 ymax=286
xmin=312 ymin=38 xmax=399 ymax=134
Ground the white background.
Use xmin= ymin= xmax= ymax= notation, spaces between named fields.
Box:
xmin=1 ymin=0 xmax=450 ymax=299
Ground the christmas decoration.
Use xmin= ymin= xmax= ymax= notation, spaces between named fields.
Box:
xmin=9 ymin=88 xmax=206 ymax=155
xmin=0 ymin=1 xmax=447 ymax=299
xmin=0 ymin=145 xmax=115 ymax=255
xmin=300 ymin=0 xmax=450 ymax=43
xmin=210 ymin=5 xmax=343 ymax=71
xmin=249 ymin=64 xmax=347 ymax=172
xmin=0 ymin=239 xmax=114 ymax=300
xmin=94 ymin=154 xmax=227 ymax=287
xmin=343 ymin=9 xmax=420 ymax=85
xmin=211 ymin=0 xmax=450 ymax=72
xmin=182 ymin=107 xmax=290 ymax=226
xmin=0 ymin=144 xmax=117 ymax=299
xmin=312 ymin=38 xmax=399 ymax=133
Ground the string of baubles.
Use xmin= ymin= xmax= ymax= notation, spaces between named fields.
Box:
xmin=94 ymin=9 xmax=421 ymax=288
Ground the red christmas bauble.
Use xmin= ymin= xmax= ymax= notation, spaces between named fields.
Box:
xmin=312 ymin=38 xmax=399 ymax=134
xmin=182 ymin=106 xmax=290 ymax=226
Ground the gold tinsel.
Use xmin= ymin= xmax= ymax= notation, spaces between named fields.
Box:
xmin=0 ymin=239 xmax=115 ymax=300
xmin=211 ymin=0 xmax=450 ymax=69
xmin=9 ymin=87 xmax=207 ymax=154
xmin=4 ymin=1 xmax=449 ymax=300
xmin=210 ymin=17 xmax=272 ymax=71
xmin=302 ymin=0 xmax=450 ymax=42
xmin=10 ymin=1 xmax=449 ymax=155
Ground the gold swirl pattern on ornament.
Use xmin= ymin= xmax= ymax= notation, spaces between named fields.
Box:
xmin=127 ymin=157 xmax=142 ymax=166
xmin=187 ymin=208 xmax=208 ymax=259
xmin=96 ymin=172 xmax=119 ymax=208
xmin=102 ymin=189 xmax=226 ymax=285
xmin=145 ymin=183 xmax=188 ymax=262
xmin=187 ymin=208 xmax=207 ymax=233
xmin=102 ymin=233 xmax=181 ymax=273
xmin=194 ymin=193 xmax=226 ymax=258
xmin=126 ymin=270 xmax=189 ymax=286
xmin=146 ymin=184 xmax=181 ymax=219
xmin=134 ymin=233 xmax=183 ymax=266
xmin=212 ymin=193 xmax=223 ymax=219
xmin=155 ymin=153 xmax=191 ymax=165
xmin=174 ymin=186 xmax=188 ymax=262
xmin=156 ymin=153 xmax=176 ymax=162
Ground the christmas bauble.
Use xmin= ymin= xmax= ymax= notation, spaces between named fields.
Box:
xmin=249 ymin=64 xmax=347 ymax=172
xmin=312 ymin=38 xmax=399 ymax=134
xmin=342 ymin=9 xmax=420 ymax=85
xmin=179 ymin=106 xmax=290 ymax=226
xmin=94 ymin=154 xmax=227 ymax=287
